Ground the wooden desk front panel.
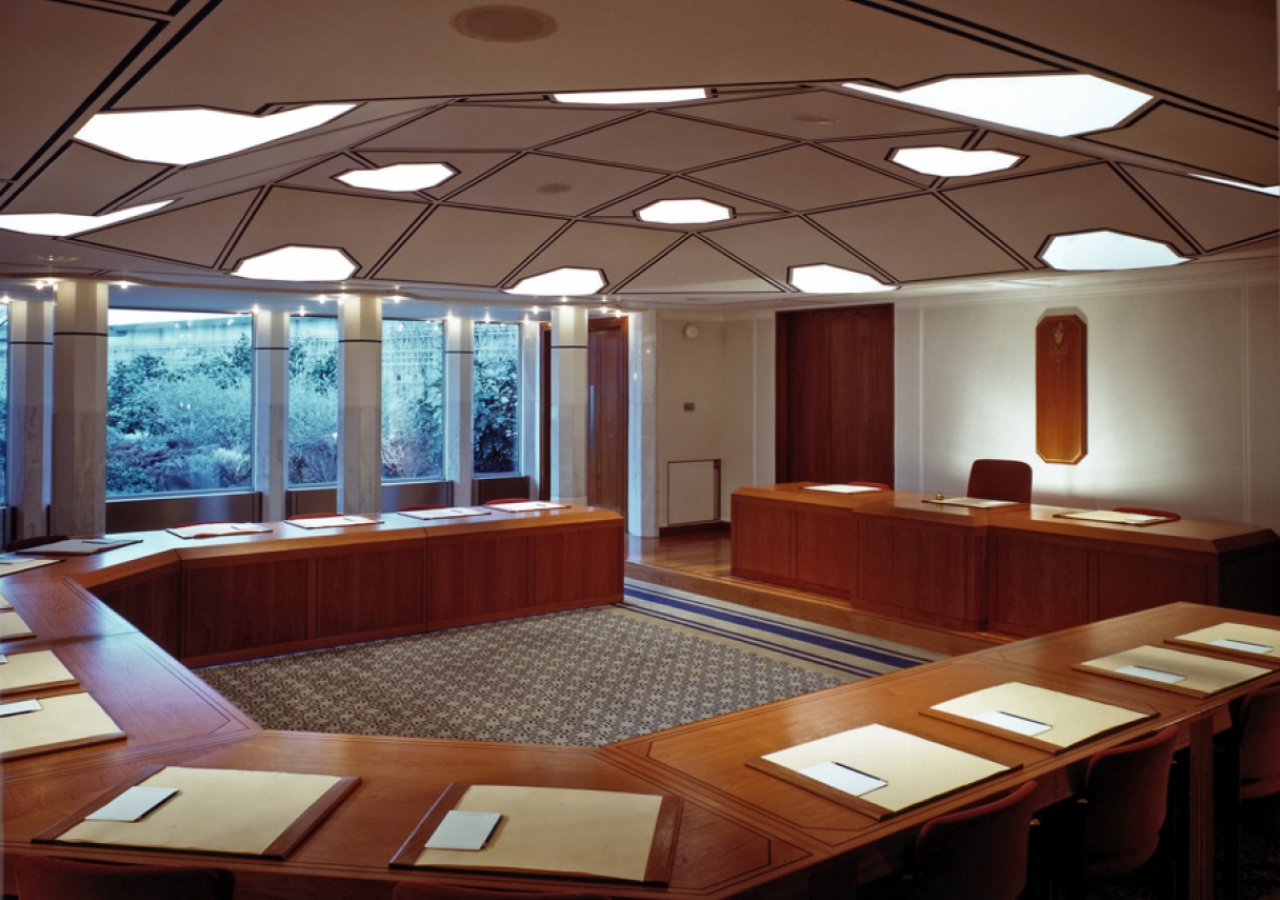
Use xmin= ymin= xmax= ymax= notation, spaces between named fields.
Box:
xmin=428 ymin=533 xmax=529 ymax=629
xmin=730 ymin=495 xmax=794 ymax=584
xmin=182 ymin=556 xmax=311 ymax=661
xmin=988 ymin=532 xmax=1091 ymax=637
xmin=855 ymin=518 xmax=983 ymax=629
xmin=314 ymin=543 xmax=426 ymax=640
xmin=529 ymin=522 xmax=623 ymax=610
xmin=792 ymin=507 xmax=854 ymax=599
xmin=0 ymin=580 xmax=138 ymax=651
xmin=92 ymin=563 xmax=183 ymax=658
xmin=1096 ymin=549 xmax=1210 ymax=620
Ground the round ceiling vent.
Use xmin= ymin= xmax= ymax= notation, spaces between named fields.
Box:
xmin=452 ymin=5 xmax=558 ymax=42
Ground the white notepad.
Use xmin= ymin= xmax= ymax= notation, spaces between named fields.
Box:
xmin=799 ymin=761 xmax=888 ymax=797
xmin=285 ymin=515 xmax=379 ymax=529
xmin=1210 ymin=638 xmax=1273 ymax=654
xmin=974 ymin=710 xmax=1051 ymax=736
xmin=1116 ymin=664 xmax=1186 ymax=684
xmin=0 ymin=698 xmax=42 ymax=716
xmin=803 ymin=484 xmax=882 ymax=495
xmin=399 ymin=507 xmax=491 ymax=521
xmin=86 ymin=786 xmax=179 ymax=822
xmin=425 ymin=810 xmax=502 ymax=850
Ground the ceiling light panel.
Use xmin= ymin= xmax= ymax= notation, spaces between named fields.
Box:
xmin=1041 ymin=230 xmax=1186 ymax=270
xmin=845 ymin=74 xmax=1151 ymax=137
xmin=75 ymin=104 xmax=356 ymax=165
xmin=0 ymin=200 xmax=172 ymax=237
xmin=637 ymin=199 xmax=733 ymax=224
xmin=337 ymin=163 xmax=457 ymax=192
xmin=553 ymin=88 xmax=708 ymax=105
xmin=232 ymin=246 xmax=357 ymax=281
xmin=790 ymin=264 xmax=896 ymax=293
xmin=891 ymin=146 xmax=1021 ymax=177
xmin=506 ymin=267 xmax=605 ymax=295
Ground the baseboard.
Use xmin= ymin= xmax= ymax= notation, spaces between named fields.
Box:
xmin=658 ymin=521 xmax=730 ymax=537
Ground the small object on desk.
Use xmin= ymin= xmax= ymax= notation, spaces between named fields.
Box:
xmin=1116 ymin=664 xmax=1185 ymax=684
xmin=1075 ymin=644 xmax=1270 ymax=698
xmin=1212 ymin=638 xmax=1273 ymax=654
xmin=0 ymin=609 xmax=36 ymax=641
xmin=285 ymin=514 xmax=380 ymax=530
xmin=17 ymin=538 xmax=142 ymax=556
xmin=425 ymin=810 xmax=502 ymax=850
xmin=974 ymin=710 xmax=1051 ymax=737
xmin=935 ymin=492 xmax=945 ymax=500
xmin=798 ymin=761 xmax=887 ymax=797
xmin=485 ymin=501 xmax=569 ymax=512
xmin=167 ymin=522 xmax=271 ymax=539
xmin=0 ymin=556 xmax=60 ymax=576
xmin=0 ymin=698 xmax=42 ymax=716
xmin=85 ymin=786 xmax=178 ymax=823
xmin=399 ymin=507 xmax=492 ymax=521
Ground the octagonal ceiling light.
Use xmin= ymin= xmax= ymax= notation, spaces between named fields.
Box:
xmin=231 ymin=246 xmax=358 ymax=282
xmin=337 ymin=162 xmax=456 ymax=192
xmin=553 ymin=88 xmax=707 ymax=105
xmin=506 ymin=267 xmax=605 ymax=296
xmin=75 ymin=103 xmax=356 ymax=166
xmin=1041 ymin=230 xmax=1186 ymax=271
xmin=789 ymin=264 xmax=896 ymax=294
xmin=844 ymin=74 xmax=1151 ymax=137
xmin=0 ymin=200 xmax=172 ymax=237
xmin=637 ymin=198 xmax=732 ymax=224
xmin=890 ymin=146 xmax=1021 ymax=177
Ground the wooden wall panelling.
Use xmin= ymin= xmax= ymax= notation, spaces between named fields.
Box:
xmin=181 ymin=554 xmax=312 ymax=663
xmin=314 ymin=540 xmax=427 ymax=640
xmin=91 ymin=562 xmax=183 ymax=658
xmin=529 ymin=522 xmax=624 ymax=610
xmin=428 ymin=532 xmax=530 ymax=629
xmin=730 ymin=495 xmax=794 ymax=584
xmin=587 ymin=317 xmax=629 ymax=517
xmin=987 ymin=531 xmax=1092 ymax=637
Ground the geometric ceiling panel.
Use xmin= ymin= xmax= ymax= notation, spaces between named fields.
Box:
xmin=1123 ymin=165 xmax=1278 ymax=252
xmin=969 ymin=133 xmax=1093 ymax=180
xmin=588 ymin=177 xmax=785 ymax=221
xmin=943 ymin=163 xmax=1195 ymax=261
xmin=377 ymin=207 xmax=563 ymax=288
xmin=683 ymin=88 xmax=971 ymax=141
xmin=0 ymin=0 xmax=152 ymax=180
xmin=512 ymin=222 xmax=681 ymax=290
xmin=360 ymin=105 xmax=627 ymax=152
xmin=704 ymin=217 xmax=883 ymax=285
xmin=545 ymin=113 xmax=791 ymax=171
xmin=226 ymin=187 xmax=426 ymax=276
xmin=282 ymin=152 xmax=512 ymax=201
xmin=811 ymin=194 xmax=1022 ymax=282
xmin=1 ymin=143 xmax=168 ymax=216
xmin=619 ymin=237 xmax=781 ymax=293
xmin=695 ymin=145 xmax=917 ymax=212
xmin=1085 ymin=104 xmax=1279 ymax=186
xmin=448 ymin=154 xmax=663 ymax=217
xmin=823 ymin=131 xmax=974 ymax=187
xmin=76 ymin=191 xmax=258 ymax=267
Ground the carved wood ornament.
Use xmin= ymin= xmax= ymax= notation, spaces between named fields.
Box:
xmin=1036 ymin=314 xmax=1087 ymax=464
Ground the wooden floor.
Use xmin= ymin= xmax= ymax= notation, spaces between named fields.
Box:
xmin=625 ymin=531 xmax=1004 ymax=657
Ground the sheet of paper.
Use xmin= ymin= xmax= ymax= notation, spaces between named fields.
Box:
xmin=0 ymin=698 xmax=42 ymax=716
xmin=1171 ymin=623 xmax=1280 ymax=660
xmin=425 ymin=810 xmax=502 ymax=850
xmin=799 ymin=761 xmax=888 ymax=797
xmin=975 ymin=710 xmax=1051 ymax=736
xmin=923 ymin=497 xmax=1018 ymax=508
xmin=285 ymin=515 xmax=379 ymax=529
xmin=0 ymin=557 xmax=59 ymax=576
xmin=485 ymin=501 xmax=569 ymax=512
xmin=167 ymin=522 xmax=270 ymax=539
xmin=1117 ymin=664 xmax=1186 ymax=684
xmin=399 ymin=507 xmax=491 ymax=521
xmin=0 ymin=610 xmax=35 ymax=641
xmin=0 ymin=649 xmax=77 ymax=694
xmin=802 ymin=484 xmax=882 ymax=494
xmin=18 ymin=538 xmax=140 ymax=556
xmin=1056 ymin=509 xmax=1169 ymax=525
xmin=1211 ymin=638 xmax=1274 ymax=654
xmin=927 ymin=682 xmax=1150 ymax=749
xmin=86 ymin=786 xmax=178 ymax=822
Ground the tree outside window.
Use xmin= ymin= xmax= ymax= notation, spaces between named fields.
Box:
xmin=382 ymin=318 xmax=444 ymax=481
xmin=472 ymin=322 xmax=519 ymax=474
xmin=288 ymin=316 xmax=338 ymax=485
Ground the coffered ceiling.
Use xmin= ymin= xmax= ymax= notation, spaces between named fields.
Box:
xmin=0 ymin=0 xmax=1274 ymax=312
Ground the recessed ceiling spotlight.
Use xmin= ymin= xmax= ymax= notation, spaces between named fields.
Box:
xmin=553 ymin=88 xmax=708 ymax=105
xmin=337 ymin=163 xmax=456 ymax=192
xmin=37 ymin=254 xmax=78 ymax=262
xmin=0 ymin=200 xmax=171 ymax=237
xmin=844 ymin=74 xmax=1151 ymax=137
xmin=1041 ymin=230 xmax=1186 ymax=270
xmin=231 ymin=246 xmax=358 ymax=282
xmin=637 ymin=198 xmax=733 ymax=224
xmin=507 ymin=267 xmax=606 ymax=296
xmin=536 ymin=182 xmax=572 ymax=194
xmin=789 ymin=264 xmax=896 ymax=294
xmin=75 ymin=104 xmax=355 ymax=165
xmin=1190 ymin=174 xmax=1280 ymax=196
xmin=794 ymin=113 xmax=839 ymax=124
xmin=452 ymin=5 xmax=558 ymax=42
xmin=891 ymin=146 xmax=1022 ymax=177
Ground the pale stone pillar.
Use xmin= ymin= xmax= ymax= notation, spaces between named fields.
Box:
xmin=336 ymin=295 xmax=382 ymax=514
xmin=627 ymin=310 xmax=659 ymax=536
xmin=519 ymin=319 xmax=540 ymax=497
xmin=550 ymin=306 xmax=588 ymax=505
xmin=442 ymin=316 xmax=473 ymax=504
xmin=51 ymin=281 xmax=108 ymax=536
xmin=253 ymin=310 xmax=289 ymax=522
xmin=7 ymin=300 xmax=54 ymax=540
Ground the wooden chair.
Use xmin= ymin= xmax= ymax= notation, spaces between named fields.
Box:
xmin=392 ymin=884 xmax=609 ymax=900
xmin=1114 ymin=506 xmax=1181 ymax=522
xmin=15 ymin=856 xmax=235 ymax=900
xmin=1219 ymin=685 xmax=1280 ymax=899
xmin=847 ymin=482 xmax=893 ymax=491
xmin=966 ymin=459 xmax=1032 ymax=504
xmin=5 ymin=534 xmax=68 ymax=553
xmin=910 ymin=780 xmax=1040 ymax=900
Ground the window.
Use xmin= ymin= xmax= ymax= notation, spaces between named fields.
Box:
xmin=382 ymin=318 xmax=444 ymax=480
xmin=472 ymin=322 xmax=520 ymax=474
xmin=288 ymin=315 xmax=338 ymax=486
xmin=106 ymin=310 xmax=252 ymax=496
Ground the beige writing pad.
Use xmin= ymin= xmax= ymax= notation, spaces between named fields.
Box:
xmin=393 ymin=783 xmax=681 ymax=884
xmin=1167 ymin=623 xmax=1280 ymax=667
xmin=924 ymin=682 xmax=1154 ymax=752
xmin=1 ymin=691 xmax=124 ymax=761
xmin=39 ymin=765 xmax=359 ymax=859
xmin=0 ymin=649 xmax=77 ymax=696
xmin=1075 ymin=645 xmax=1271 ymax=698
xmin=0 ymin=610 xmax=35 ymax=641
xmin=748 ymin=723 xmax=1013 ymax=820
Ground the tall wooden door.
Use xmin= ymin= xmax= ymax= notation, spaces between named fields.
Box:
xmin=777 ymin=304 xmax=894 ymax=485
xmin=588 ymin=318 xmax=628 ymax=516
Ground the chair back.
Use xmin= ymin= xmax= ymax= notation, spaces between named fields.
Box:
xmin=913 ymin=780 xmax=1039 ymax=900
xmin=1238 ymin=685 xmax=1280 ymax=800
xmin=1082 ymin=725 xmax=1177 ymax=876
xmin=393 ymin=884 xmax=610 ymax=900
xmin=15 ymin=856 xmax=235 ymax=900
xmin=1114 ymin=507 xmax=1180 ymax=522
xmin=966 ymin=459 xmax=1032 ymax=504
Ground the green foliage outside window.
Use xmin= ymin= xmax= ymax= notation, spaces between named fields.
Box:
xmin=288 ymin=317 xmax=338 ymax=485
xmin=382 ymin=319 xmax=443 ymax=480
xmin=472 ymin=322 xmax=519 ymax=474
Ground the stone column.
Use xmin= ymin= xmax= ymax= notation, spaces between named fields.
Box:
xmin=336 ymin=295 xmax=381 ymax=515
xmin=627 ymin=310 xmax=659 ymax=536
xmin=7 ymin=300 xmax=54 ymax=540
xmin=51 ymin=281 xmax=107 ymax=536
xmin=550 ymin=306 xmax=588 ymax=505
xmin=442 ymin=316 xmax=473 ymax=505
xmin=519 ymin=318 xmax=541 ymax=498
xmin=253 ymin=310 xmax=289 ymax=522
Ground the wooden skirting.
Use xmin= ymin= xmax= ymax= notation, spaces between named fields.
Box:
xmin=658 ymin=521 xmax=730 ymax=537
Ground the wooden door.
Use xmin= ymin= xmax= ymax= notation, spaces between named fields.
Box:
xmin=587 ymin=318 xmax=628 ymax=516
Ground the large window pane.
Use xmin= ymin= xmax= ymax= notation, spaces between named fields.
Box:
xmin=382 ymin=319 xmax=444 ymax=481
xmin=288 ymin=316 xmax=338 ymax=486
xmin=472 ymin=322 xmax=520 ymax=474
xmin=107 ymin=310 xmax=252 ymax=496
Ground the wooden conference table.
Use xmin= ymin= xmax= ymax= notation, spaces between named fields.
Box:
xmin=731 ymin=484 xmax=1280 ymax=636
xmin=4 ymin=506 xmax=1279 ymax=899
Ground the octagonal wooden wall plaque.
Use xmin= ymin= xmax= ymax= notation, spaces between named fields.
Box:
xmin=1036 ymin=314 xmax=1087 ymax=464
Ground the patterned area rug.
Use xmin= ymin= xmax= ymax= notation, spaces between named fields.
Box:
xmin=195 ymin=581 xmax=932 ymax=747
